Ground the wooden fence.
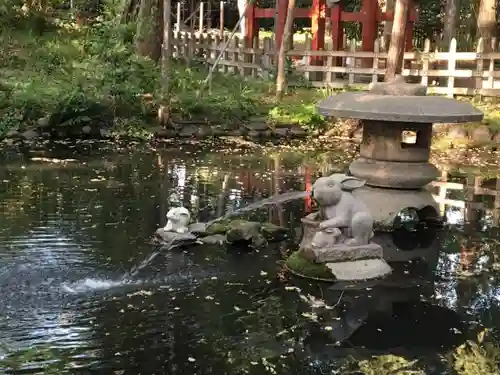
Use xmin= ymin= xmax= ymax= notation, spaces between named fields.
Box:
xmin=172 ymin=32 xmax=500 ymax=97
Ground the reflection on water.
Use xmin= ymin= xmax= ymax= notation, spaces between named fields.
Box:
xmin=0 ymin=144 xmax=499 ymax=373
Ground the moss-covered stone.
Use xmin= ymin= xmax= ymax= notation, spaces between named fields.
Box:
xmin=284 ymin=250 xmax=335 ymax=281
xmin=226 ymin=220 xmax=268 ymax=249
xmin=206 ymin=219 xmax=287 ymax=242
xmin=205 ymin=221 xmax=230 ymax=235
xmin=261 ymin=222 xmax=287 ymax=240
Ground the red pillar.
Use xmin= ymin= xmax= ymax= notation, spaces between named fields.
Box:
xmin=310 ymin=0 xmax=326 ymax=66
xmin=329 ymin=4 xmax=344 ymax=67
xmin=405 ymin=1 xmax=416 ymax=51
xmin=360 ymin=0 xmax=378 ymax=67
xmin=275 ymin=0 xmax=289 ymax=51
xmin=244 ymin=1 xmax=258 ymax=48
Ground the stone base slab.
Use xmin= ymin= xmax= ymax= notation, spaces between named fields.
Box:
xmin=302 ymin=242 xmax=383 ymax=263
xmin=155 ymin=228 xmax=198 ymax=247
xmin=326 ymin=258 xmax=392 ymax=281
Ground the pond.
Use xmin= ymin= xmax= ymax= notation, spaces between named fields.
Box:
xmin=0 ymin=140 xmax=500 ymax=374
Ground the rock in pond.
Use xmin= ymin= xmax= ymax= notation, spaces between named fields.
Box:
xmin=154 ymin=219 xmax=288 ymax=251
xmin=199 ymin=234 xmax=226 ymax=245
xmin=225 ymin=221 xmax=268 ymax=250
xmin=155 ymin=228 xmax=198 ymax=248
xmin=204 ymin=219 xmax=288 ymax=250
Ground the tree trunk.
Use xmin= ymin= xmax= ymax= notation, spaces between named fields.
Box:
xmin=135 ymin=0 xmax=163 ymax=61
xmin=441 ymin=0 xmax=459 ymax=49
xmin=275 ymin=0 xmax=295 ymax=99
xmin=237 ymin=0 xmax=248 ymax=35
xmin=121 ymin=0 xmax=141 ymax=23
xmin=158 ymin=0 xmax=172 ymax=126
xmin=477 ymin=0 xmax=496 ymax=51
xmin=385 ymin=0 xmax=409 ymax=82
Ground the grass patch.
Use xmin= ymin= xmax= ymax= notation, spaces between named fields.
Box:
xmin=457 ymin=97 xmax=500 ymax=132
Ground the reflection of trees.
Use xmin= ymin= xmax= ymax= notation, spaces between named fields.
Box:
xmin=90 ymin=277 xmax=303 ymax=374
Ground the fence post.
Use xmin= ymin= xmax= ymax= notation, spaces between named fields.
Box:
xmin=205 ymin=34 xmax=213 ymax=68
xmin=420 ymin=39 xmax=430 ymax=87
xmin=303 ymin=35 xmax=312 ymax=82
xmin=262 ymin=37 xmax=272 ymax=75
xmin=212 ymin=35 xmax=220 ymax=71
xmin=447 ymin=38 xmax=457 ymax=98
xmin=197 ymin=33 xmax=205 ymax=61
xmin=219 ymin=1 xmax=224 ymax=38
xmin=238 ymin=36 xmax=245 ymax=76
xmin=326 ymin=44 xmax=333 ymax=84
xmin=348 ymin=40 xmax=356 ymax=85
xmin=199 ymin=2 xmax=204 ymax=33
xmin=475 ymin=37 xmax=484 ymax=98
xmin=487 ymin=37 xmax=496 ymax=89
xmin=371 ymin=38 xmax=380 ymax=84
xmin=231 ymin=37 xmax=239 ymax=75
xmin=176 ymin=2 xmax=181 ymax=32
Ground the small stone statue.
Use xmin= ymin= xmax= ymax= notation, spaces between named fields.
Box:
xmin=164 ymin=207 xmax=191 ymax=234
xmin=311 ymin=173 xmax=374 ymax=247
xmin=297 ymin=174 xmax=391 ymax=279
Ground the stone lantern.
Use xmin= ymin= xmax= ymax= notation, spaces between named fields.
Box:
xmin=317 ymin=76 xmax=484 ymax=231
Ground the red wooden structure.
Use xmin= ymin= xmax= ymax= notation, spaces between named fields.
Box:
xmin=244 ymin=0 xmax=418 ymax=66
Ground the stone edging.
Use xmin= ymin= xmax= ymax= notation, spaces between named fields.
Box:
xmin=1 ymin=118 xmax=310 ymax=144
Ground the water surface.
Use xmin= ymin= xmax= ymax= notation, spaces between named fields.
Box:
xmin=1 ymin=142 xmax=500 ymax=374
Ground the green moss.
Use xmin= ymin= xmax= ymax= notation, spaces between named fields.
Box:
xmin=205 ymin=221 xmax=230 ymax=235
xmin=261 ymin=223 xmax=287 ymax=239
xmin=284 ymin=250 xmax=335 ymax=280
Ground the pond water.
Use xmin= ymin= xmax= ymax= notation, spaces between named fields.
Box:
xmin=1 ymin=141 xmax=500 ymax=374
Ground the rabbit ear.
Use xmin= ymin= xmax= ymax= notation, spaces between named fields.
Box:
xmin=340 ymin=176 xmax=366 ymax=191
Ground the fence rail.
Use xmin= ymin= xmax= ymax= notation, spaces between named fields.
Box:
xmin=172 ymin=32 xmax=500 ymax=97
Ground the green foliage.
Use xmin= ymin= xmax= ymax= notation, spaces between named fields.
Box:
xmin=0 ymin=16 xmax=160 ymax=134
xmin=0 ymin=7 xmax=330 ymax=138
xmin=356 ymin=355 xmax=425 ymax=375
xmin=0 ymin=16 xmax=264 ymax=136
xmin=267 ymin=88 xmax=326 ymax=132
xmin=452 ymin=329 xmax=500 ymax=375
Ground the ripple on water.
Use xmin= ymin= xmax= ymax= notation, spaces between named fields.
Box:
xmin=60 ymin=278 xmax=139 ymax=294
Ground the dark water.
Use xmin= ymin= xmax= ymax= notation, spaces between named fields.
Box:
xmin=1 ymin=141 xmax=500 ymax=374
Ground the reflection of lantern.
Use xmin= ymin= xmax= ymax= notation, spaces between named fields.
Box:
xmin=393 ymin=207 xmax=419 ymax=231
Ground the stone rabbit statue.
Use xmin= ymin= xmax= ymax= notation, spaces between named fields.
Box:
xmin=311 ymin=173 xmax=374 ymax=247
xmin=164 ymin=207 xmax=191 ymax=234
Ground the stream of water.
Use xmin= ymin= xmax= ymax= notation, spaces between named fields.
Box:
xmin=1 ymin=142 xmax=500 ymax=374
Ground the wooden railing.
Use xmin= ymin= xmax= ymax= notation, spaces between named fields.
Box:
xmin=172 ymin=32 xmax=500 ymax=97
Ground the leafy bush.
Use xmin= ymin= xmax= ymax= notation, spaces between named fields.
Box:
xmin=0 ymin=15 xmax=264 ymax=135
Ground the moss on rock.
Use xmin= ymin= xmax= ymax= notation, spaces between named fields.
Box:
xmin=205 ymin=221 xmax=230 ymax=235
xmin=261 ymin=222 xmax=287 ymax=240
xmin=206 ymin=219 xmax=287 ymax=241
xmin=284 ymin=250 xmax=335 ymax=281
